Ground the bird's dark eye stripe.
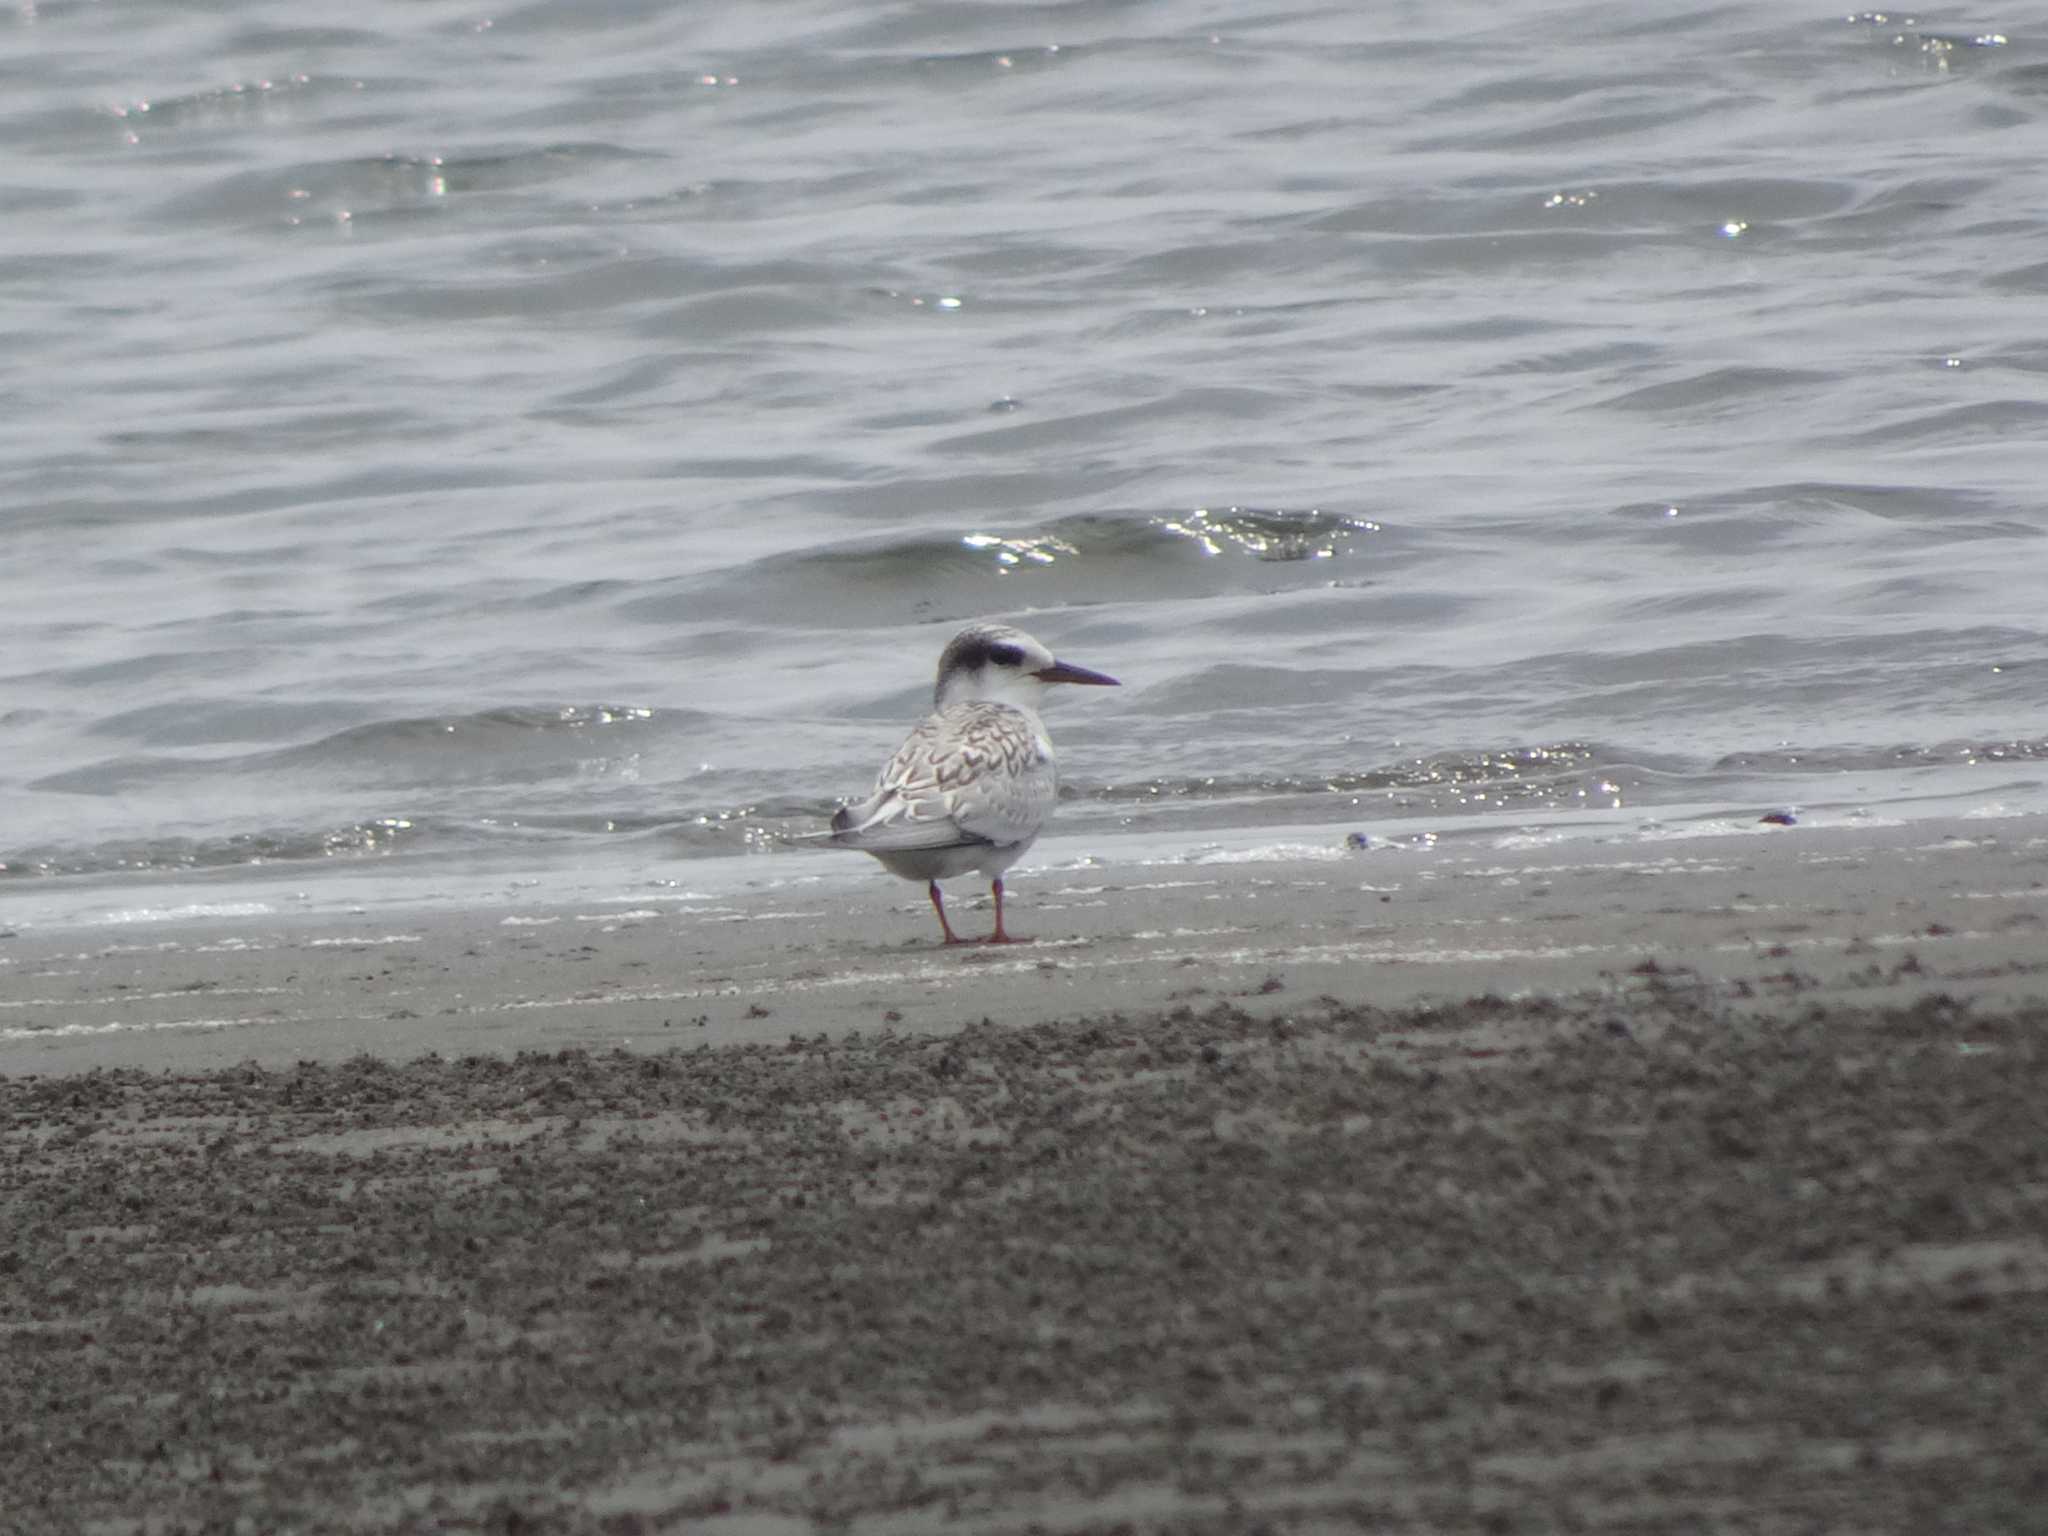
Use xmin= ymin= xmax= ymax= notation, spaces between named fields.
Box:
xmin=988 ymin=643 xmax=1025 ymax=667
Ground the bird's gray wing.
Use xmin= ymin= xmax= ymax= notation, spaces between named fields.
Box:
xmin=830 ymin=704 xmax=1053 ymax=851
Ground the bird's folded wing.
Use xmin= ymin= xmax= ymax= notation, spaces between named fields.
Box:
xmin=831 ymin=707 xmax=1051 ymax=851
xmin=941 ymin=762 xmax=1049 ymax=847
xmin=828 ymin=774 xmax=983 ymax=844
xmin=829 ymin=802 xmax=990 ymax=853
xmin=829 ymin=766 xmax=986 ymax=852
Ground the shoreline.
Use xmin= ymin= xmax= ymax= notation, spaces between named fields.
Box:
xmin=5 ymin=813 xmax=2046 ymax=1531
xmin=4 ymin=812 xmax=2047 ymax=1077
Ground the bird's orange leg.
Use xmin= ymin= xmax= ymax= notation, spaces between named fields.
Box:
xmin=929 ymin=881 xmax=967 ymax=945
xmin=984 ymin=877 xmax=1028 ymax=944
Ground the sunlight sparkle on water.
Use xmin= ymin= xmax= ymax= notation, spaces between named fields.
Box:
xmin=1155 ymin=507 xmax=1376 ymax=562
xmin=962 ymin=533 xmax=1077 ymax=572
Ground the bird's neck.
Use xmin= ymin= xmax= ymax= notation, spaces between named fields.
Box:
xmin=936 ymin=677 xmax=1046 ymax=713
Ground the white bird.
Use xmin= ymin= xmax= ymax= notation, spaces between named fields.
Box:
xmin=828 ymin=622 xmax=1119 ymax=944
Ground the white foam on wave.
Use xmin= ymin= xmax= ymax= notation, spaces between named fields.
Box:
xmin=98 ymin=902 xmax=274 ymax=924
xmin=1 ymin=1015 xmax=264 ymax=1041
xmin=1181 ymin=843 xmax=1350 ymax=866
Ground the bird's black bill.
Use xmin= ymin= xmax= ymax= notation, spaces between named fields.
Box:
xmin=1034 ymin=660 xmax=1119 ymax=687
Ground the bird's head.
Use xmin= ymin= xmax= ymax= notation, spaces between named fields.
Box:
xmin=933 ymin=623 xmax=1119 ymax=711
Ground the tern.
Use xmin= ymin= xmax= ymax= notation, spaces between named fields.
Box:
xmin=827 ymin=622 xmax=1119 ymax=944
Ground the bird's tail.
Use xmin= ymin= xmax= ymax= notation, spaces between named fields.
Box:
xmin=775 ymin=806 xmax=856 ymax=845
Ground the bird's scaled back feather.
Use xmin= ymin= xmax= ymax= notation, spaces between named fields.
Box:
xmin=832 ymin=701 xmax=1055 ymax=852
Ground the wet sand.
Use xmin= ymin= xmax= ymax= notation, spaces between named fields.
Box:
xmin=5 ymin=818 xmax=2048 ymax=1531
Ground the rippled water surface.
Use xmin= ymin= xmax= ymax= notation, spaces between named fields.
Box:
xmin=5 ymin=1 xmax=2048 ymax=901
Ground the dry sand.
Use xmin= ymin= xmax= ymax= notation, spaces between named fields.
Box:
xmin=4 ymin=817 xmax=2047 ymax=1532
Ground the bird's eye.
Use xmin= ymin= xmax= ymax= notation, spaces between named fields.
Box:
xmin=988 ymin=644 xmax=1025 ymax=667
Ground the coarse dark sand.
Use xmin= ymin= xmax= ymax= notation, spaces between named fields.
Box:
xmin=7 ymin=988 xmax=2047 ymax=1534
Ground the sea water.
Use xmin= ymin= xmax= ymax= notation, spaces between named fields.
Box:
xmin=4 ymin=0 xmax=2047 ymax=921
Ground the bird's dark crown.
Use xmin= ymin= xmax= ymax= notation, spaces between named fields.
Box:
xmin=936 ymin=625 xmax=1028 ymax=681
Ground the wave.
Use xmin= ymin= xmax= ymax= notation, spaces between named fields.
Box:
xmin=612 ymin=507 xmax=1398 ymax=630
xmin=0 ymin=817 xmax=436 ymax=881
xmin=30 ymin=705 xmax=684 ymax=797
xmin=23 ymin=733 xmax=2044 ymax=883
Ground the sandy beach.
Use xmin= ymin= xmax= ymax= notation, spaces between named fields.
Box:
xmin=5 ymin=816 xmax=2047 ymax=1532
